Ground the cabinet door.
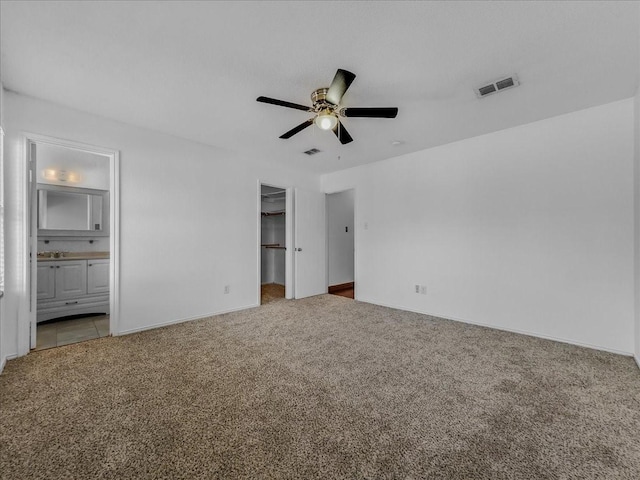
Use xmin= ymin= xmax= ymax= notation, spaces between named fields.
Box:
xmin=55 ymin=260 xmax=87 ymax=299
xmin=37 ymin=263 xmax=57 ymax=300
xmin=87 ymin=259 xmax=109 ymax=295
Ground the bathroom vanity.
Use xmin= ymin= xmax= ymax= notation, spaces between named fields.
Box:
xmin=37 ymin=253 xmax=109 ymax=323
xmin=35 ymin=181 xmax=110 ymax=323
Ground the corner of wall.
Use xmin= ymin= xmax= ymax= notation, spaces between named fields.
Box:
xmin=0 ymin=80 xmax=5 ymax=374
xmin=634 ymin=3 xmax=640 ymax=368
xmin=635 ymin=83 xmax=640 ymax=366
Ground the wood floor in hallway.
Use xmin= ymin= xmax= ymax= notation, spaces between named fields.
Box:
xmin=261 ymin=283 xmax=285 ymax=304
xmin=329 ymin=282 xmax=354 ymax=299
xmin=262 ymin=282 xmax=354 ymax=302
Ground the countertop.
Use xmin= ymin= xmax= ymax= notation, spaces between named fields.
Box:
xmin=37 ymin=252 xmax=110 ymax=262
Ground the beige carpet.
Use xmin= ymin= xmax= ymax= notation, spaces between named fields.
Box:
xmin=1 ymin=295 xmax=639 ymax=479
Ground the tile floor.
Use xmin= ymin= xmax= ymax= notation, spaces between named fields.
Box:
xmin=35 ymin=315 xmax=110 ymax=351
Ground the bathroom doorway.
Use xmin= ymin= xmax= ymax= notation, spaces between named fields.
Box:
xmin=27 ymin=135 xmax=119 ymax=351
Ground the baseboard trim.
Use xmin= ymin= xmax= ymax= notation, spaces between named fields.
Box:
xmin=0 ymin=354 xmax=18 ymax=375
xmin=116 ymin=303 xmax=259 ymax=336
xmin=357 ymin=297 xmax=634 ymax=357
xmin=635 ymin=354 xmax=640 ymax=370
xmin=328 ymin=282 xmax=354 ymax=293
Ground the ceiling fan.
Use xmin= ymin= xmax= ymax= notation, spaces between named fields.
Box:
xmin=257 ymin=69 xmax=398 ymax=145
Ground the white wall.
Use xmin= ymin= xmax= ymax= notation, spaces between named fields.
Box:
xmin=260 ymin=208 xmax=271 ymax=284
xmin=260 ymin=197 xmax=285 ymax=285
xmin=632 ymin=8 xmax=639 ymax=368
xmin=634 ymin=84 xmax=640 ymax=366
xmin=323 ymin=99 xmax=635 ymax=354
xmin=327 ymin=189 xmax=354 ymax=286
xmin=37 ymin=237 xmax=109 ymax=254
xmin=0 ymin=84 xmax=6 ymax=371
xmin=1 ymin=92 xmax=319 ymax=359
xmin=270 ymin=214 xmax=286 ymax=285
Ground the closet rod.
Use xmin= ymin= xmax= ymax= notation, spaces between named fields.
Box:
xmin=43 ymin=239 xmax=99 ymax=244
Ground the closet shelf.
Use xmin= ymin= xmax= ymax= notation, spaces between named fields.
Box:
xmin=261 ymin=211 xmax=285 ymax=217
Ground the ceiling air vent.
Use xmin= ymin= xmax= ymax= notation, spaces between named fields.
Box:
xmin=476 ymin=75 xmax=519 ymax=98
xmin=303 ymin=148 xmax=321 ymax=156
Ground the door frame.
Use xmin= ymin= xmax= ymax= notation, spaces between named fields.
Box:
xmin=324 ymin=187 xmax=357 ymax=300
xmin=23 ymin=133 xmax=120 ymax=352
xmin=257 ymin=181 xmax=294 ymax=304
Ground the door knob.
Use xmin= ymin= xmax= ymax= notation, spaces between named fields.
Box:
xmin=295 ymin=248 xmax=302 ymax=252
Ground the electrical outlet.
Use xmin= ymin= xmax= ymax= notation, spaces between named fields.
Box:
xmin=224 ymin=285 xmax=230 ymax=294
xmin=420 ymin=285 xmax=427 ymax=295
xmin=415 ymin=284 xmax=420 ymax=293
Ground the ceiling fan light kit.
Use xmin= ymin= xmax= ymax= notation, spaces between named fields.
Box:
xmin=257 ymin=69 xmax=398 ymax=145
xmin=315 ymin=110 xmax=338 ymax=130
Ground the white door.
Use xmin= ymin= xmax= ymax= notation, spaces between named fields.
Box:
xmin=294 ymin=188 xmax=327 ymax=299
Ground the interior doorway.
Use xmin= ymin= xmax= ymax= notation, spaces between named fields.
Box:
xmin=27 ymin=135 xmax=119 ymax=351
xmin=326 ymin=189 xmax=355 ymax=299
xmin=260 ymin=184 xmax=288 ymax=304
xmin=258 ymin=184 xmax=330 ymax=304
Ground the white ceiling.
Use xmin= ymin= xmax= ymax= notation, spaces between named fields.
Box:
xmin=1 ymin=1 xmax=638 ymax=174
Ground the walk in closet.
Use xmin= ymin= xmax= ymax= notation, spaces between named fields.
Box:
xmin=261 ymin=185 xmax=286 ymax=303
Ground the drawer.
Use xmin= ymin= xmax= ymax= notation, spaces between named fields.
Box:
xmin=37 ymin=294 xmax=109 ymax=323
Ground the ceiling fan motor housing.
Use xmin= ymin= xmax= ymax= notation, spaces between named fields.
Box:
xmin=311 ymin=88 xmax=334 ymax=111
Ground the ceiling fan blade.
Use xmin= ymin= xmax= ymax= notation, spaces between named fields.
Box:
xmin=342 ymin=107 xmax=398 ymax=118
xmin=279 ymin=118 xmax=314 ymax=139
xmin=332 ymin=121 xmax=354 ymax=145
xmin=326 ymin=69 xmax=356 ymax=105
xmin=257 ymin=96 xmax=311 ymax=112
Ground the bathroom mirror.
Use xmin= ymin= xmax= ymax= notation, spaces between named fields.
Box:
xmin=37 ymin=184 xmax=109 ymax=236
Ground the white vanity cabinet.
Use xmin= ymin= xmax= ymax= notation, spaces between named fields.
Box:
xmin=87 ymin=259 xmax=109 ymax=294
xmin=56 ymin=260 xmax=88 ymax=299
xmin=37 ymin=262 xmax=56 ymax=300
xmin=37 ymin=258 xmax=109 ymax=322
